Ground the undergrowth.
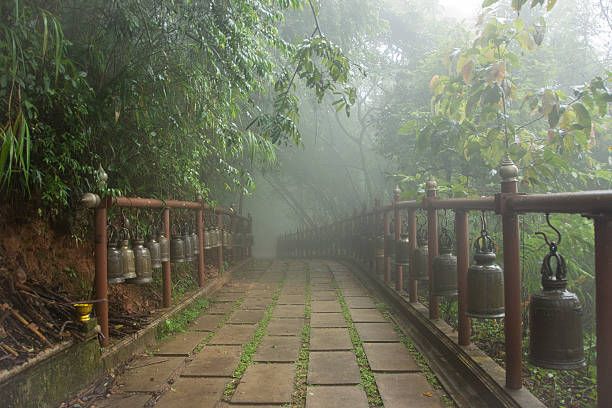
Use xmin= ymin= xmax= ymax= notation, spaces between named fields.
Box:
xmin=156 ymin=297 xmax=211 ymax=339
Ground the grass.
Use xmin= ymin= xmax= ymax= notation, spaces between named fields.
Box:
xmin=222 ymin=264 xmax=287 ymax=401
xmin=156 ymin=297 xmax=211 ymax=339
xmin=334 ymin=282 xmax=384 ymax=408
xmin=291 ymin=263 xmax=311 ymax=407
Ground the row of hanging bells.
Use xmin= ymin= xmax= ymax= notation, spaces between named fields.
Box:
xmin=107 ymin=225 xmax=158 ymax=284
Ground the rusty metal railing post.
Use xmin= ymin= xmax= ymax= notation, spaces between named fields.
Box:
xmin=93 ymin=202 xmax=109 ymax=346
xmin=162 ymin=208 xmax=172 ymax=308
xmin=217 ymin=212 xmax=224 ymax=273
xmin=456 ymin=210 xmax=470 ymax=345
xmin=394 ymin=186 xmax=403 ymax=291
xmin=384 ymin=209 xmax=391 ymax=284
xmin=408 ymin=209 xmax=417 ymax=303
xmin=426 ymin=177 xmax=439 ymax=319
xmin=196 ymin=193 xmax=205 ymax=287
xmin=498 ymin=154 xmax=522 ymax=390
xmin=595 ymin=214 xmax=612 ymax=406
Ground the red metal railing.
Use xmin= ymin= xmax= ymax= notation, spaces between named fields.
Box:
xmin=83 ymin=189 xmax=252 ymax=348
xmin=277 ymin=156 xmax=612 ymax=406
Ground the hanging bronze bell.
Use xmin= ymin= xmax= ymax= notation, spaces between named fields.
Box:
xmin=107 ymin=226 xmax=124 ymax=284
xmin=467 ymin=228 xmax=504 ymax=318
xmin=432 ymin=231 xmax=457 ymax=296
xmin=191 ymin=224 xmax=199 ymax=256
xmin=384 ymin=233 xmax=395 ymax=258
xmin=396 ymin=233 xmax=410 ymax=266
xmin=129 ymin=232 xmax=153 ymax=284
xmin=213 ymin=228 xmax=220 ymax=247
xmin=529 ymin=225 xmax=584 ymax=369
xmin=183 ymin=223 xmax=193 ymax=262
xmin=146 ymin=234 xmax=162 ymax=270
xmin=375 ymin=235 xmax=385 ymax=260
xmin=170 ymin=225 xmax=185 ymax=263
xmin=118 ymin=227 xmax=137 ymax=280
xmin=410 ymin=243 xmax=429 ymax=281
xmin=204 ymin=228 xmax=212 ymax=250
xmin=158 ymin=230 xmax=170 ymax=263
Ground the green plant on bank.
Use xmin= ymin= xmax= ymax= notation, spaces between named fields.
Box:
xmin=222 ymin=266 xmax=287 ymax=400
xmin=374 ymin=301 xmax=455 ymax=407
xmin=292 ymin=264 xmax=311 ymax=407
xmin=156 ymin=297 xmax=211 ymax=340
xmin=334 ymin=284 xmax=383 ymax=407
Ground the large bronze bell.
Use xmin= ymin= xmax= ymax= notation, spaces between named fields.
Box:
xmin=213 ymin=228 xmax=220 ymax=247
xmin=158 ymin=230 xmax=170 ymax=262
xmin=118 ymin=227 xmax=137 ymax=280
xmin=191 ymin=223 xmax=199 ymax=256
xmin=183 ymin=223 xmax=193 ymax=262
xmin=204 ymin=228 xmax=212 ymax=250
xmin=146 ymin=233 xmax=162 ymax=270
xmin=170 ymin=225 xmax=185 ymax=263
xmin=107 ymin=226 xmax=124 ymax=284
xmin=529 ymin=218 xmax=584 ymax=369
xmin=410 ymin=222 xmax=429 ymax=281
xmin=375 ymin=234 xmax=384 ymax=262
xmin=467 ymin=219 xmax=504 ymax=318
xmin=396 ymin=232 xmax=410 ymax=266
xmin=432 ymin=229 xmax=457 ymax=296
xmin=129 ymin=229 xmax=152 ymax=284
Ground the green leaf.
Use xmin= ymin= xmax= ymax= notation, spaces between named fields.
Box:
xmin=482 ymin=0 xmax=500 ymax=6
xmin=572 ymin=103 xmax=591 ymax=129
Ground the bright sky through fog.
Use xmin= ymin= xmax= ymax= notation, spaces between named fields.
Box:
xmin=438 ymin=0 xmax=483 ymax=22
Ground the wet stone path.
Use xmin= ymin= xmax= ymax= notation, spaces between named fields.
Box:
xmin=97 ymin=260 xmax=444 ymax=407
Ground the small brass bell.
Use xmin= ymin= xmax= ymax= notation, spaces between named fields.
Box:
xmin=107 ymin=225 xmax=124 ymax=284
xmin=118 ymin=227 xmax=137 ymax=280
xmin=529 ymin=215 xmax=584 ymax=369
xmin=129 ymin=228 xmax=152 ymax=284
xmin=146 ymin=232 xmax=162 ymax=270
xmin=183 ymin=223 xmax=193 ymax=262
xmin=432 ymin=228 xmax=457 ymax=296
xmin=158 ymin=230 xmax=170 ymax=263
xmin=467 ymin=215 xmax=504 ymax=318
xmin=170 ymin=225 xmax=185 ymax=263
xmin=396 ymin=232 xmax=410 ymax=266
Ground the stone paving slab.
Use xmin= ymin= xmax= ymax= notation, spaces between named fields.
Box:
xmin=117 ymin=357 xmax=184 ymax=392
xmin=215 ymin=292 xmax=243 ymax=302
xmin=310 ymin=313 xmax=347 ymax=328
xmin=232 ymin=364 xmax=296 ymax=404
xmin=207 ymin=302 xmax=235 ymax=315
xmin=229 ymin=309 xmax=265 ymax=324
xmin=305 ymin=385 xmax=369 ymax=408
xmin=310 ymin=291 xmax=337 ymax=301
xmin=240 ymin=298 xmax=271 ymax=310
xmin=363 ymin=343 xmax=419 ymax=372
xmin=96 ymin=393 xmax=151 ymax=408
xmin=191 ymin=314 xmax=224 ymax=331
xmin=253 ymin=336 xmax=302 ymax=362
xmin=277 ymin=294 xmax=305 ymax=305
xmin=310 ymin=328 xmax=352 ymax=351
xmin=308 ymin=351 xmax=361 ymax=385
xmin=155 ymin=377 xmax=228 ymax=408
xmin=209 ymin=324 xmax=257 ymax=345
xmin=266 ymin=318 xmax=304 ymax=336
xmin=154 ymin=332 xmax=208 ymax=356
xmin=341 ymin=289 xmax=369 ymax=296
xmin=374 ymin=373 xmax=443 ymax=408
xmin=350 ymin=308 xmax=387 ymax=323
xmin=345 ymin=297 xmax=376 ymax=309
xmin=272 ymin=304 xmax=305 ymax=318
xmin=280 ymin=287 xmax=306 ymax=295
xmin=310 ymin=284 xmax=335 ymax=291
xmin=311 ymin=301 xmax=342 ymax=313
xmin=181 ymin=345 xmax=242 ymax=377
xmin=355 ymin=323 xmax=400 ymax=342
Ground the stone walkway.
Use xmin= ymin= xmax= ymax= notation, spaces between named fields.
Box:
xmin=95 ymin=260 xmax=445 ymax=407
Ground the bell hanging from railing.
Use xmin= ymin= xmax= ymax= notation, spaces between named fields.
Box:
xmin=529 ymin=215 xmax=584 ymax=369
xmin=183 ymin=222 xmax=193 ymax=262
xmin=384 ymin=219 xmax=395 ymax=260
xmin=107 ymin=225 xmax=125 ymax=284
xmin=410 ymin=222 xmax=429 ymax=281
xmin=158 ymin=229 xmax=170 ymax=263
xmin=118 ymin=227 xmax=137 ymax=280
xmin=204 ymin=228 xmax=212 ymax=250
xmin=396 ymin=232 xmax=410 ymax=267
xmin=212 ymin=227 xmax=219 ymax=248
xmin=467 ymin=214 xmax=504 ymax=318
xmin=170 ymin=224 xmax=185 ymax=263
xmin=129 ymin=227 xmax=153 ymax=284
xmin=432 ymin=226 xmax=457 ymax=296
xmin=146 ymin=231 xmax=162 ymax=270
xmin=191 ymin=222 xmax=199 ymax=256
xmin=375 ymin=234 xmax=385 ymax=267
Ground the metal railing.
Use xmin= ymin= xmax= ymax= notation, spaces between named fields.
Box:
xmin=277 ymin=155 xmax=612 ymax=406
